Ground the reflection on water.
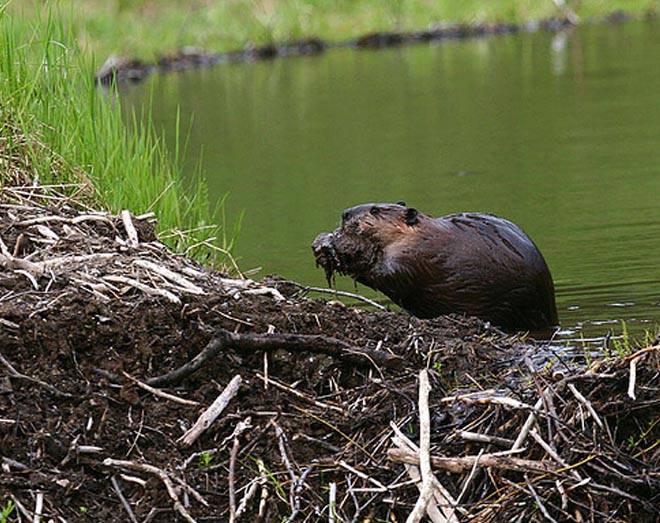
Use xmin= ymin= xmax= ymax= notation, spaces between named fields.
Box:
xmin=120 ymin=20 xmax=660 ymax=341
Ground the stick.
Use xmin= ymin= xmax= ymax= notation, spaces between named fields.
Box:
xmin=388 ymin=448 xmax=557 ymax=474
xmin=273 ymin=422 xmax=297 ymax=509
xmin=121 ymin=210 xmax=139 ymax=248
xmin=33 ymin=491 xmax=43 ymax=523
xmin=228 ymin=436 xmax=239 ymax=523
xmin=257 ymin=373 xmax=344 ymax=413
xmin=511 ymin=395 xmax=545 ymax=451
xmin=228 ymin=438 xmax=240 ymax=523
xmin=147 ymin=329 xmax=402 ymax=387
xmin=338 ymin=460 xmax=388 ymax=491
xmin=329 ymin=482 xmax=337 ymax=523
xmin=622 ymin=346 xmax=658 ymax=363
xmin=41 ymin=252 xmax=117 ymax=268
xmin=567 ymin=383 xmax=604 ymax=429
xmin=0 ymin=351 xmax=73 ymax=398
xmin=133 ymin=259 xmax=205 ymax=295
xmin=628 ymin=358 xmax=637 ymax=400
xmin=525 ymin=475 xmax=559 ymax=523
xmin=407 ymin=373 xmax=434 ymax=523
xmin=111 ymin=476 xmax=139 ymax=523
xmin=391 ymin=422 xmax=457 ymax=522
xmin=103 ymin=458 xmax=198 ymax=523
xmin=103 ymin=275 xmax=181 ymax=304
xmin=528 ymin=429 xmax=581 ymax=481
xmin=122 ymin=372 xmax=199 ymax=406
xmin=456 ymin=430 xmax=514 ymax=447
xmin=146 ymin=335 xmax=228 ymax=387
xmin=178 ymin=375 xmax=242 ymax=447
xmin=286 ymin=281 xmax=387 ymax=311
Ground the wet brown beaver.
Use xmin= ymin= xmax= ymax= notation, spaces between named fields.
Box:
xmin=312 ymin=202 xmax=558 ymax=332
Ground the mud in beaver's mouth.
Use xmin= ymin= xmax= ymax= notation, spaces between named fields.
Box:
xmin=312 ymin=232 xmax=341 ymax=285
xmin=312 ymin=229 xmax=383 ymax=286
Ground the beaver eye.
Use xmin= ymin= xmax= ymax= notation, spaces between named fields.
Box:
xmin=369 ymin=207 xmax=381 ymax=216
xmin=405 ymin=207 xmax=419 ymax=226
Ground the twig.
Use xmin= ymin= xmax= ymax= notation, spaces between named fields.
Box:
xmin=454 ymin=449 xmax=483 ymax=508
xmin=228 ymin=437 xmax=240 ymax=523
xmin=236 ymin=478 xmax=260 ymax=519
xmin=338 ymin=460 xmax=388 ymax=491
xmin=147 ymin=329 xmax=402 ymax=387
xmin=406 ymin=369 xmax=457 ymax=523
xmin=329 ymin=482 xmax=337 ymax=523
xmin=256 ymin=373 xmax=345 ymax=413
xmin=287 ymin=281 xmax=387 ymax=311
xmin=41 ymin=252 xmax=117 ymax=268
xmin=178 ymin=375 xmax=242 ymax=447
xmin=256 ymin=459 xmax=269 ymax=521
xmin=387 ymin=448 xmax=557 ymax=474
xmin=286 ymin=466 xmax=314 ymax=523
xmin=456 ymin=430 xmax=514 ymax=447
xmin=622 ymin=345 xmax=658 ymax=363
xmin=103 ymin=458 xmax=199 ymax=523
xmin=628 ymin=357 xmax=637 ymax=400
xmin=121 ymin=210 xmax=139 ymax=248
xmin=133 ymin=259 xmax=205 ymax=295
xmin=33 ymin=491 xmax=43 ymax=523
xmin=0 ymin=351 xmax=73 ymax=398
xmin=528 ymin=429 xmax=581 ymax=481
xmin=567 ymin=383 xmax=604 ymax=429
xmin=511 ymin=395 xmax=545 ymax=451
xmin=15 ymin=269 xmax=39 ymax=290
xmin=525 ymin=475 xmax=559 ymax=523
xmin=391 ymin=418 xmax=455 ymax=523
xmin=272 ymin=421 xmax=298 ymax=508
xmin=103 ymin=275 xmax=181 ymax=304
xmin=111 ymin=476 xmax=139 ymax=523
xmin=122 ymin=372 xmax=199 ymax=406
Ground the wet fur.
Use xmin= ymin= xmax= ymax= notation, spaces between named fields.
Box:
xmin=313 ymin=203 xmax=558 ymax=332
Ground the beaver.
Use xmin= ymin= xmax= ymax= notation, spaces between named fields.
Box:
xmin=312 ymin=202 xmax=558 ymax=333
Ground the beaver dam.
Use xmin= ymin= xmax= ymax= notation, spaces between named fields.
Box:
xmin=1 ymin=183 xmax=659 ymax=522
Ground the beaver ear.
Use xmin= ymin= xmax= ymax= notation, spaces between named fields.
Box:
xmin=396 ymin=201 xmax=406 ymax=207
xmin=404 ymin=207 xmax=419 ymax=226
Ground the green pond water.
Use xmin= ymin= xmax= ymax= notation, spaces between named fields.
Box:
xmin=121 ymin=19 xmax=660 ymax=341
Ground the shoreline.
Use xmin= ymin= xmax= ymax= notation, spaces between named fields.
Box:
xmin=96 ymin=9 xmax=651 ymax=84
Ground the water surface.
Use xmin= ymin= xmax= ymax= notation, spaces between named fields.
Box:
xmin=121 ymin=20 xmax=660 ymax=341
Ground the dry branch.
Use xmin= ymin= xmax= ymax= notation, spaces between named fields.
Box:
xmin=388 ymin=448 xmax=558 ymax=474
xmin=146 ymin=329 xmax=403 ymax=387
xmin=103 ymin=458 xmax=202 ymax=523
xmin=178 ymin=374 xmax=242 ymax=447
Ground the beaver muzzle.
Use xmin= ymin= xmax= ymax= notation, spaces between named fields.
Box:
xmin=312 ymin=232 xmax=340 ymax=285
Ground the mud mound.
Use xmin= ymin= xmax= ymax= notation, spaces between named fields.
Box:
xmin=1 ymin=186 xmax=659 ymax=522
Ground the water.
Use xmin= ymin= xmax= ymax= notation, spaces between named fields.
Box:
xmin=120 ymin=20 xmax=660 ymax=341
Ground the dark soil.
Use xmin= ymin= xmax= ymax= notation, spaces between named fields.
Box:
xmin=1 ymin=187 xmax=659 ymax=522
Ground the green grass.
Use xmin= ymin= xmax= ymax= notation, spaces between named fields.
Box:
xmin=0 ymin=500 xmax=14 ymax=523
xmin=8 ymin=0 xmax=660 ymax=61
xmin=0 ymin=7 xmax=233 ymax=264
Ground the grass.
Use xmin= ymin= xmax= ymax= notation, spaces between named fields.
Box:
xmin=0 ymin=501 xmax=14 ymax=523
xmin=8 ymin=0 xmax=660 ymax=61
xmin=0 ymin=7 xmax=233 ymax=264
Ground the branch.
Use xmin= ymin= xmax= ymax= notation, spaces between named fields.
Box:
xmin=388 ymin=448 xmax=558 ymax=474
xmin=146 ymin=329 xmax=402 ymax=387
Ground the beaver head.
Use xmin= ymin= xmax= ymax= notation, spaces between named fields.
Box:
xmin=312 ymin=202 xmax=440 ymax=290
xmin=313 ymin=202 xmax=558 ymax=333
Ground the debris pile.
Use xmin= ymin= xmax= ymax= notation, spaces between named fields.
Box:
xmin=1 ymin=185 xmax=659 ymax=522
